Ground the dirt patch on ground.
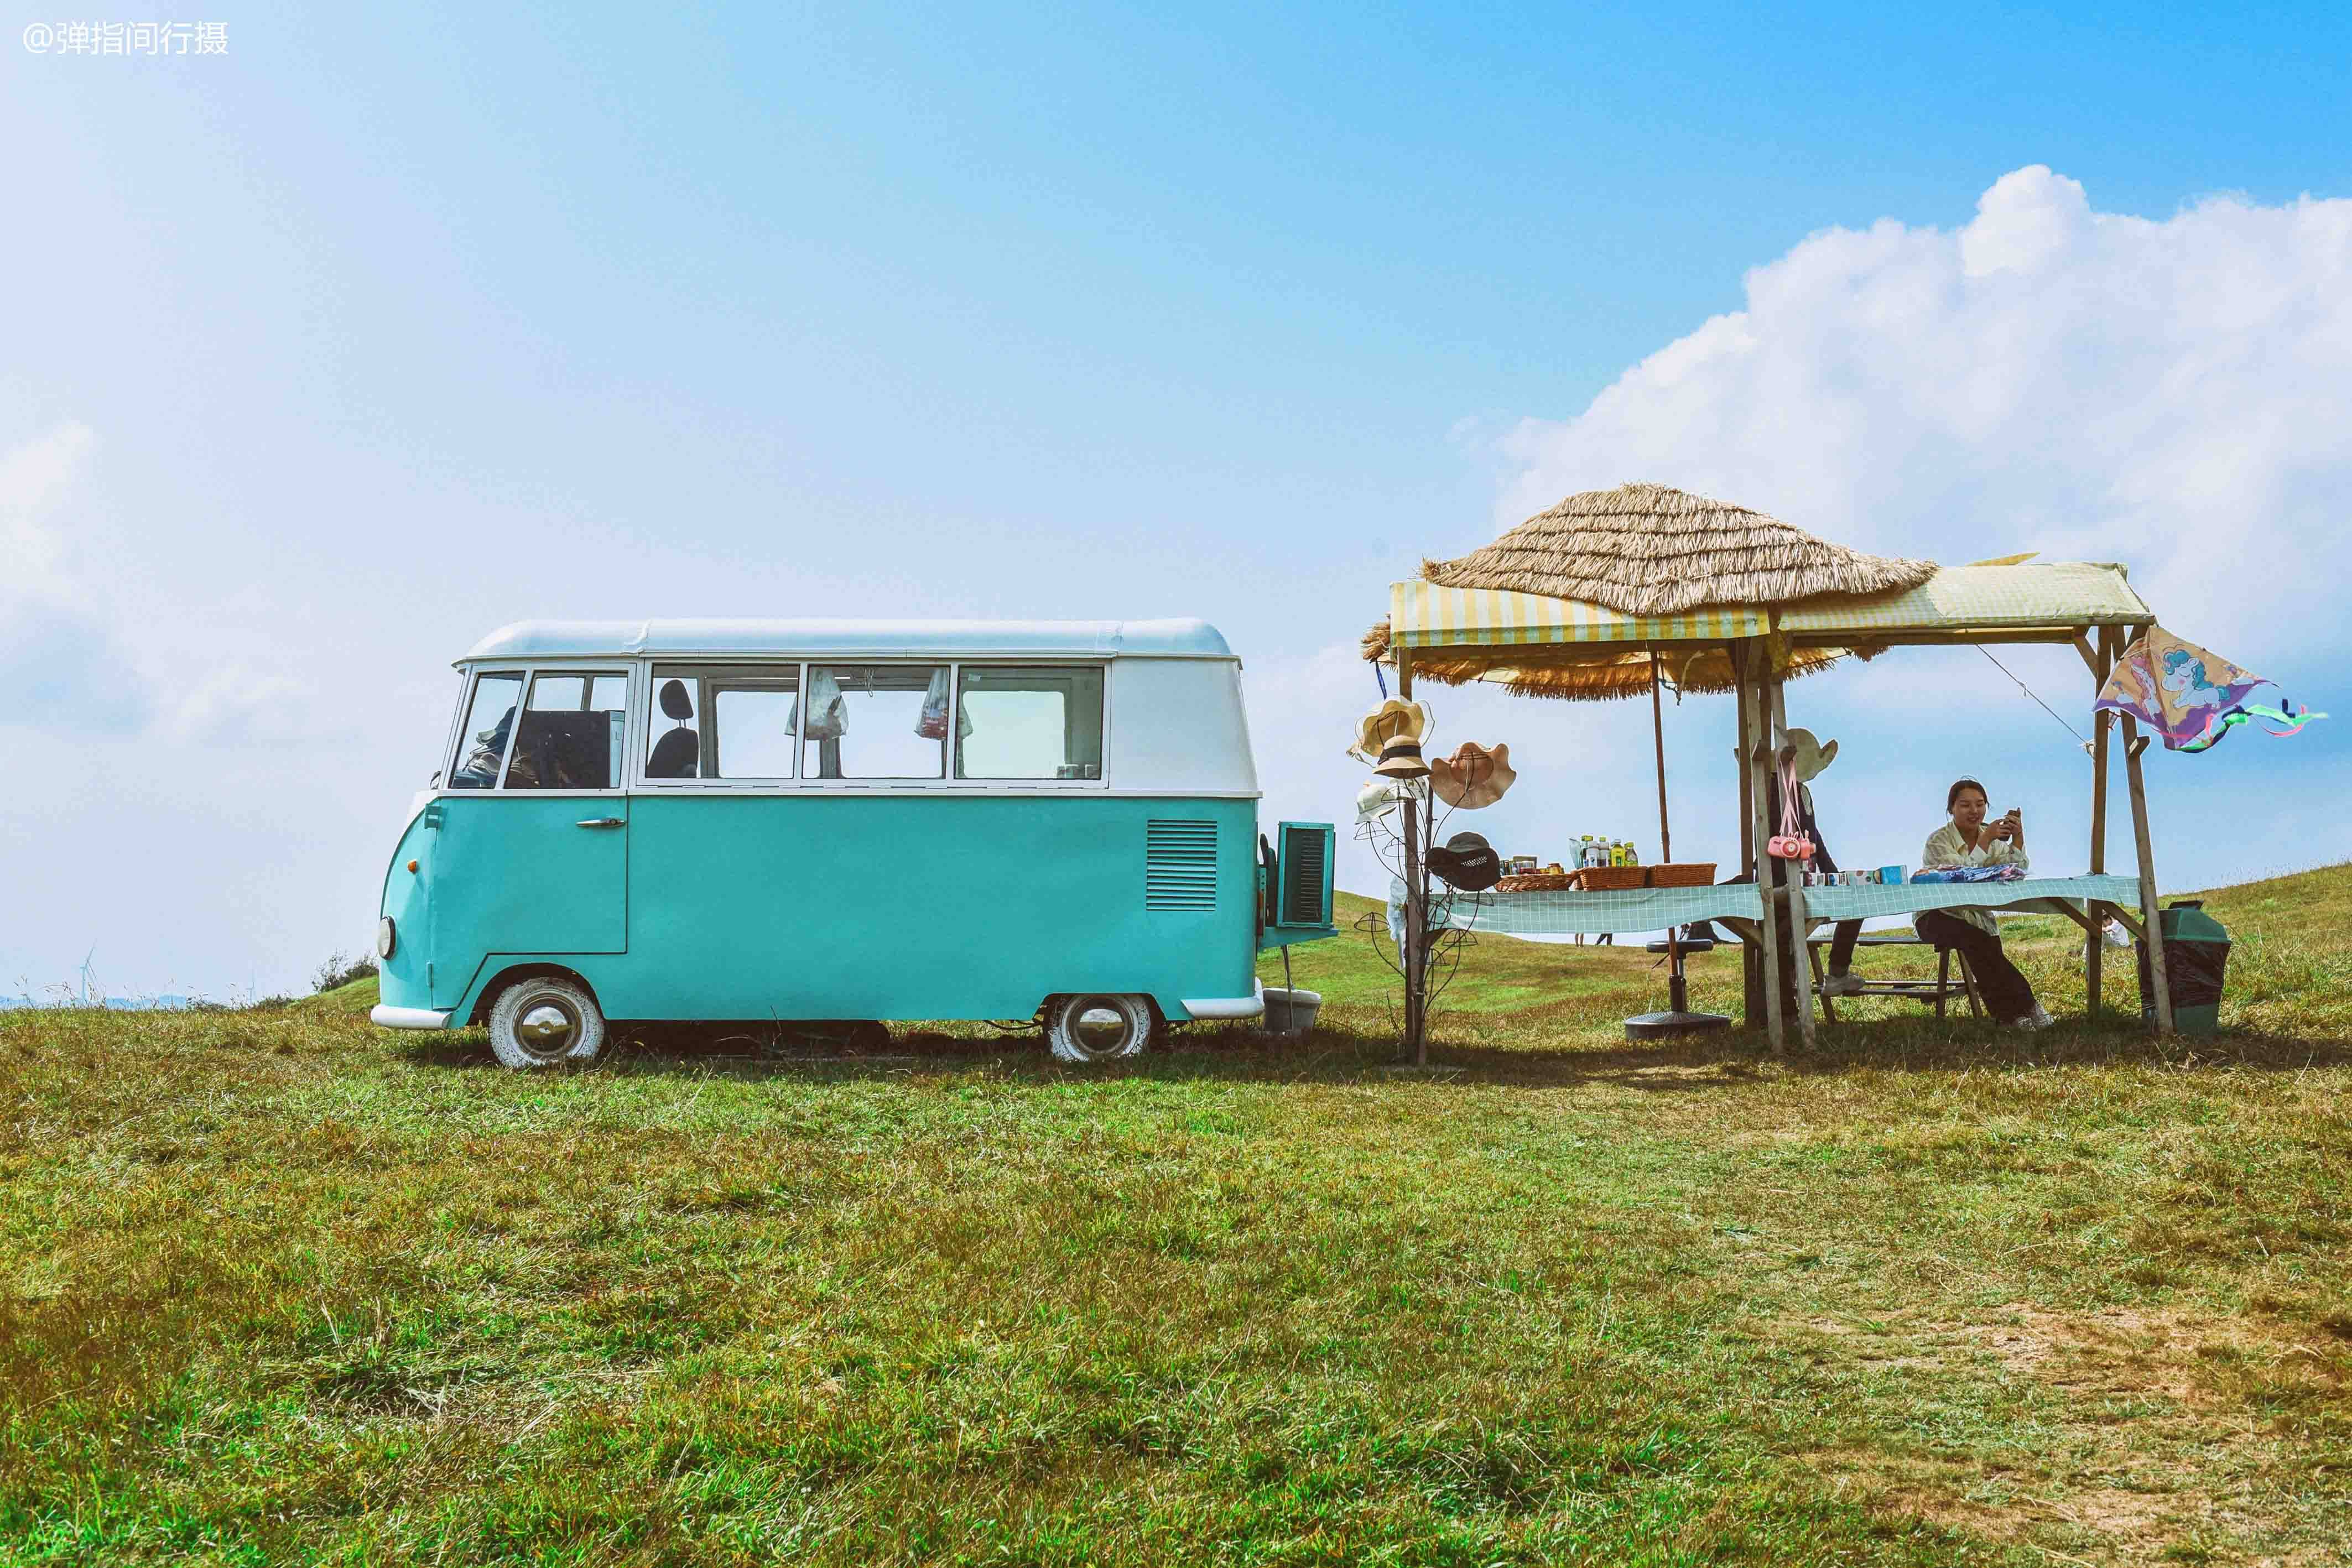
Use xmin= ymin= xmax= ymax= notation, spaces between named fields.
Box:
xmin=1791 ymin=1302 xmax=2348 ymax=1563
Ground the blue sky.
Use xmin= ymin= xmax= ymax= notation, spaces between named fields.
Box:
xmin=3 ymin=3 xmax=2349 ymax=996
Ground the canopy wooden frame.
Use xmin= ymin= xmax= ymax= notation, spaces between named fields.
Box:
xmin=1384 ymin=587 xmax=2169 ymax=1058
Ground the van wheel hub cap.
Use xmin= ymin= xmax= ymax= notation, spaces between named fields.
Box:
xmin=516 ymin=1000 xmax=579 ymax=1058
xmin=1070 ymin=1002 xmax=1130 ymax=1056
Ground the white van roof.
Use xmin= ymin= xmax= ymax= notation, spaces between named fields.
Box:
xmin=460 ymin=617 xmax=1235 ymax=663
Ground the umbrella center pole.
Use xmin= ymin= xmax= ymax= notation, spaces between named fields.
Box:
xmin=1623 ymin=644 xmax=1730 ymax=1041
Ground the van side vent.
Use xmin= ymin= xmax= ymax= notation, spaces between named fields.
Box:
xmin=1145 ymin=819 xmax=1218 ymax=911
xmin=1277 ymin=822 xmax=1333 ymax=927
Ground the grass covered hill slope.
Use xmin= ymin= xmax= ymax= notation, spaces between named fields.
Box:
xmin=1 ymin=865 xmax=2346 ymax=1565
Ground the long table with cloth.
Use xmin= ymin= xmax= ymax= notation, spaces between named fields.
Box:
xmin=1393 ymin=875 xmax=2143 ymax=939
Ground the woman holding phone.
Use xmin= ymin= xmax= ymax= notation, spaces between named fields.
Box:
xmin=1917 ymin=779 xmax=2051 ymax=1029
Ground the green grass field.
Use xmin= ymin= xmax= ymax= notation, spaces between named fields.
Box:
xmin=4 ymin=867 xmax=2349 ymax=1565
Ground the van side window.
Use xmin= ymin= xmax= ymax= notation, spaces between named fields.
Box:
xmin=449 ymin=672 xmax=524 ymax=788
xmin=507 ymin=673 xmax=627 ymax=789
xmin=804 ymin=665 xmax=947 ymax=779
xmin=648 ymin=666 xmax=803 ymax=780
xmin=646 ymin=673 xmax=701 ymax=778
xmin=957 ymin=666 xmax=1105 ymax=780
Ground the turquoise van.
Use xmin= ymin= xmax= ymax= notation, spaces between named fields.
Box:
xmin=371 ymin=619 xmax=1336 ymax=1067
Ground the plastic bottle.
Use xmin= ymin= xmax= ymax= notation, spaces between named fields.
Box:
xmin=1625 ymin=841 xmax=1640 ymax=866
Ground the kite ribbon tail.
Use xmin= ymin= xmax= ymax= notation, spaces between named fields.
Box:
xmin=2245 ymin=702 xmax=2327 ymax=738
xmin=2172 ymin=707 xmax=2236 ymax=753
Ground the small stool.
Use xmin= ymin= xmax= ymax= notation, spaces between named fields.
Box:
xmin=1805 ymin=935 xmax=1983 ymax=1023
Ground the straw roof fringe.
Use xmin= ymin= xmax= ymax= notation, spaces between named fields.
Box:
xmin=1360 ymin=618 xmax=1859 ymax=701
xmin=1422 ymin=483 xmax=1936 ymax=616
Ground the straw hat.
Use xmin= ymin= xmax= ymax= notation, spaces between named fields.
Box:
xmin=1349 ymin=697 xmax=1429 ymax=763
xmin=1429 ymin=741 xmax=1516 ymax=810
xmin=1372 ymin=733 xmax=1429 ymax=779
xmin=1419 ymin=482 xmax=1937 ymax=617
xmin=1782 ymin=727 xmax=1838 ymax=782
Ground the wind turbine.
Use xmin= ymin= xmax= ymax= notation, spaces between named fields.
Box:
xmin=79 ymin=946 xmax=97 ymax=1008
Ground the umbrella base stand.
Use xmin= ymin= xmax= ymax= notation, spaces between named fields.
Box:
xmin=1625 ymin=968 xmax=1730 ymax=1040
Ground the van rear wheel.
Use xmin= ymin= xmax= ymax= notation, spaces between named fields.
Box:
xmin=487 ymin=977 xmax=606 ymax=1070
xmin=1046 ymin=994 xmax=1154 ymax=1065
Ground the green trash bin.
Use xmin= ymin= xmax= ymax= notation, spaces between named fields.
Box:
xmin=2138 ymin=900 xmax=2230 ymax=1035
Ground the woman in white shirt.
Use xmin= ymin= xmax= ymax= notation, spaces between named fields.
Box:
xmin=1917 ymin=778 xmax=2052 ymax=1029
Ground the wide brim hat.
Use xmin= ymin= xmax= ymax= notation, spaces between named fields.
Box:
xmin=1355 ymin=775 xmax=1427 ymax=826
xmin=1426 ymin=830 xmax=1501 ymax=892
xmin=1372 ymin=733 xmax=1429 ymax=779
xmin=1783 ymin=727 xmax=1838 ymax=782
xmin=1429 ymin=741 xmax=1516 ymax=810
xmin=1349 ymin=698 xmax=1430 ymax=764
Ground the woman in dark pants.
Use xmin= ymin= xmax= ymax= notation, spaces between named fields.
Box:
xmin=1763 ymin=730 xmax=1864 ymax=1010
xmin=1916 ymin=778 xmax=2052 ymax=1029
xmin=1687 ymin=728 xmax=1864 ymax=1013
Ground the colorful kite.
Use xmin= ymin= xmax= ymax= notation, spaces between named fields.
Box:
xmin=2096 ymin=626 xmax=2326 ymax=753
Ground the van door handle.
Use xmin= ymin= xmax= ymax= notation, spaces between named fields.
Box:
xmin=575 ymin=817 xmax=626 ymax=829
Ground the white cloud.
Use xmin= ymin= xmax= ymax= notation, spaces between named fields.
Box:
xmin=1497 ymin=165 xmax=2352 ymax=654
xmin=0 ymin=420 xmax=97 ymax=587
xmin=0 ymin=423 xmax=315 ymax=741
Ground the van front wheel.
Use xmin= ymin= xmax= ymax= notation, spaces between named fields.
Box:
xmin=1046 ymin=994 xmax=1154 ymax=1065
xmin=487 ymin=977 xmax=606 ymax=1070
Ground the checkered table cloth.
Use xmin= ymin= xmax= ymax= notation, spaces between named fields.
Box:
xmin=1393 ymin=876 xmax=2141 ymax=937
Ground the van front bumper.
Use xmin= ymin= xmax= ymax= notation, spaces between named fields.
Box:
xmin=371 ymin=1004 xmax=455 ymax=1030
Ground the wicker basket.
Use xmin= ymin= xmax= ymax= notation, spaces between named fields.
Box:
xmin=1570 ymin=865 xmax=1647 ymax=892
xmin=1646 ymin=862 xmax=1718 ymax=888
xmin=1494 ymin=872 xmax=1578 ymax=893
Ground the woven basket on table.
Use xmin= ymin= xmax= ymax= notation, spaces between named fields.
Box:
xmin=1494 ymin=872 xmax=1577 ymax=894
xmin=1646 ymin=862 xmax=1718 ymax=888
xmin=1569 ymin=866 xmax=1646 ymax=892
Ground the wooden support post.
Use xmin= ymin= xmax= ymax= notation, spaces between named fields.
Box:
xmin=1733 ymin=644 xmax=1762 ymax=1028
xmin=1768 ymin=675 xmax=1819 ymax=1053
xmin=1741 ymin=657 xmax=1786 ymax=1054
xmin=1398 ymin=652 xmax=1426 ymax=1062
xmin=2121 ymin=707 xmax=2174 ymax=1035
xmin=2087 ymin=627 xmax=2114 ymax=1018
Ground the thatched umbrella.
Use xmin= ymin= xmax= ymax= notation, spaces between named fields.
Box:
xmin=1422 ymin=482 xmax=1935 ymax=616
xmin=1374 ymin=482 xmax=1928 ymax=1039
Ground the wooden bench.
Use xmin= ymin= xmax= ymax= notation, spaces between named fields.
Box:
xmin=1804 ymin=933 xmax=1982 ymax=1022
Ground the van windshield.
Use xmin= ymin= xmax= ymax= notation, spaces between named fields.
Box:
xmin=449 ymin=673 xmax=522 ymax=788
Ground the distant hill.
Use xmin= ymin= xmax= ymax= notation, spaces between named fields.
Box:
xmin=297 ymin=974 xmax=381 ymax=1017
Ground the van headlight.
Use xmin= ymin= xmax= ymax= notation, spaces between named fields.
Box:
xmin=377 ymin=917 xmax=397 ymax=960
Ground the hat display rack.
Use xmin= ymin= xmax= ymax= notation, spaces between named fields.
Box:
xmin=1349 ymin=693 xmax=1505 ymax=1053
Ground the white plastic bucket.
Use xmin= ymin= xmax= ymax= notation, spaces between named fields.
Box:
xmin=1261 ymin=987 xmax=1322 ymax=1035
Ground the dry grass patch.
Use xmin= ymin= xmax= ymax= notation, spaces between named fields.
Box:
xmin=1787 ymin=1298 xmax=2349 ymax=1563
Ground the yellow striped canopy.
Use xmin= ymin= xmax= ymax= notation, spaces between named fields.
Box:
xmin=1388 ymin=562 xmax=2148 ymax=650
xmin=1375 ymin=561 xmax=2153 ymax=701
xmin=1387 ymin=581 xmax=1766 ymax=649
xmin=1775 ymin=561 xmax=2151 ymax=638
